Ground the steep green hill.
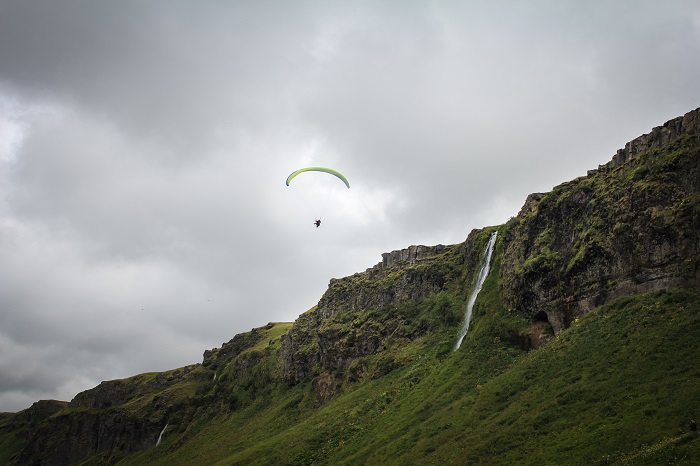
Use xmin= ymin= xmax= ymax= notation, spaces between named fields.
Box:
xmin=107 ymin=264 xmax=700 ymax=465
xmin=1 ymin=108 xmax=699 ymax=465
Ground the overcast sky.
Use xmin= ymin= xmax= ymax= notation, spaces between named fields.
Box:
xmin=1 ymin=1 xmax=699 ymax=412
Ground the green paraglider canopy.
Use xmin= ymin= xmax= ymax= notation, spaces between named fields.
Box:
xmin=285 ymin=167 xmax=350 ymax=188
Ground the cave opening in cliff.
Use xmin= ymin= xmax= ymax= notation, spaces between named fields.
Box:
xmin=528 ymin=311 xmax=554 ymax=349
xmin=533 ymin=311 xmax=550 ymax=324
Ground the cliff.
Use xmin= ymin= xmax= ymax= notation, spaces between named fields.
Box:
xmin=500 ymin=107 xmax=700 ymax=332
xmin=279 ymin=238 xmax=487 ymax=385
xmin=1 ymin=107 xmax=699 ymax=465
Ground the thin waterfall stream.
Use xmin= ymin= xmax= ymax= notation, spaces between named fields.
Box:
xmin=455 ymin=232 xmax=498 ymax=350
xmin=156 ymin=423 xmax=168 ymax=447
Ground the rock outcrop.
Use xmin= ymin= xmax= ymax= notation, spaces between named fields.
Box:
xmin=607 ymin=108 xmax=700 ymax=169
xmin=9 ymin=400 xmax=68 ymax=426
xmin=7 ymin=364 xmax=211 ymax=465
xmin=500 ymin=107 xmax=700 ymax=333
xmin=279 ymin=232 xmax=494 ymax=386
xmin=202 ymin=327 xmax=263 ymax=371
xmin=14 ymin=409 xmax=166 ymax=466
xmin=318 ymin=244 xmax=455 ymax=321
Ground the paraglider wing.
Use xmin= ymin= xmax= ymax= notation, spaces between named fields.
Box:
xmin=285 ymin=167 xmax=350 ymax=188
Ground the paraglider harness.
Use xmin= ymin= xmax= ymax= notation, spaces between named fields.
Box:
xmin=314 ymin=219 xmax=321 ymax=228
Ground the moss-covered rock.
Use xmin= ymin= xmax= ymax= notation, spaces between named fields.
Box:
xmin=500 ymin=111 xmax=700 ymax=332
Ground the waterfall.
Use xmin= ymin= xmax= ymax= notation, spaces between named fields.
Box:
xmin=455 ymin=231 xmax=498 ymax=350
xmin=156 ymin=423 xmax=168 ymax=447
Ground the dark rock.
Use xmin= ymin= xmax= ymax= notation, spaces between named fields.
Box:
xmin=500 ymin=107 xmax=700 ymax=333
xmin=608 ymin=107 xmax=699 ymax=169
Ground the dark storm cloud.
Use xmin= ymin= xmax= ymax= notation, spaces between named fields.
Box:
xmin=1 ymin=1 xmax=699 ymax=411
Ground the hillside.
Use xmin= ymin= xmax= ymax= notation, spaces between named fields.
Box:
xmin=1 ymin=107 xmax=699 ymax=465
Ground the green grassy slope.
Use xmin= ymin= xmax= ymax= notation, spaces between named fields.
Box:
xmin=418 ymin=287 xmax=700 ymax=465
xmin=116 ymin=241 xmax=700 ymax=465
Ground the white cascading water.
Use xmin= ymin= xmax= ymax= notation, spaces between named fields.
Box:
xmin=156 ymin=423 xmax=168 ymax=447
xmin=455 ymin=232 xmax=498 ymax=350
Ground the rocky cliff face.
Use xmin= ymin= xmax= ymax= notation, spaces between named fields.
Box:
xmin=279 ymin=242 xmax=463 ymax=385
xmin=279 ymin=107 xmax=700 ymax=379
xmin=607 ymin=108 xmax=699 ymax=170
xmin=15 ymin=409 xmax=164 ymax=466
xmin=318 ymin=244 xmax=453 ymax=320
xmin=3 ymin=108 xmax=699 ymax=465
xmin=202 ymin=325 xmax=263 ymax=371
xmin=279 ymin=234 xmax=495 ymax=386
xmin=500 ymin=107 xmax=700 ymax=333
xmin=5 ymin=364 xmax=220 ymax=466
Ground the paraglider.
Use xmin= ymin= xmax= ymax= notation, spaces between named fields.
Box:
xmin=285 ymin=167 xmax=350 ymax=189
xmin=286 ymin=167 xmax=348 ymax=228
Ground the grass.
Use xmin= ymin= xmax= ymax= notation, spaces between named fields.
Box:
xmin=241 ymin=322 xmax=295 ymax=354
xmin=111 ymin=287 xmax=700 ymax=466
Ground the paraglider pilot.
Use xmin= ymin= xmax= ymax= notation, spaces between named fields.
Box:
xmin=314 ymin=219 xmax=321 ymax=228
